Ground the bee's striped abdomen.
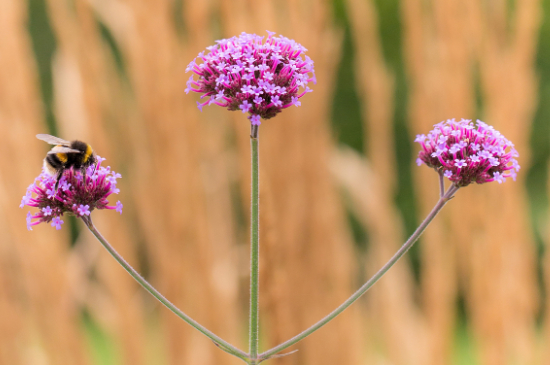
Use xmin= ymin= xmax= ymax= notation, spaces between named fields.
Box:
xmin=44 ymin=153 xmax=64 ymax=176
xmin=46 ymin=153 xmax=64 ymax=169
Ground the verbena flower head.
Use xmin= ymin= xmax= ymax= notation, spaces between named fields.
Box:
xmin=21 ymin=156 xmax=122 ymax=230
xmin=185 ymin=31 xmax=315 ymax=125
xmin=416 ymin=119 xmax=519 ymax=187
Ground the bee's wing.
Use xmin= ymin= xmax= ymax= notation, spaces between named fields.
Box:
xmin=36 ymin=134 xmax=71 ymax=146
xmin=47 ymin=146 xmax=81 ymax=154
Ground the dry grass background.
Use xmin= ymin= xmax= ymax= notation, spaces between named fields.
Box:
xmin=0 ymin=0 xmax=548 ymax=364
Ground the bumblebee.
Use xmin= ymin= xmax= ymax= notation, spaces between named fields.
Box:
xmin=36 ymin=134 xmax=97 ymax=190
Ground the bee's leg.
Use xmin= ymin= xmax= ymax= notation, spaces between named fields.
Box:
xmin=54 ymin=170 xmax=63 ymax=192
xmin=82 ymin=167 xmax=87 ymax=184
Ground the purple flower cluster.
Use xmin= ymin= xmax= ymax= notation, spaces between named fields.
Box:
xmin=185 ymin=31 xmax=315 ymax=125
xmin=416 ymin=119 xmax=519 ymax=187
xmin=21 ymin=156 xmax=123 ymax=230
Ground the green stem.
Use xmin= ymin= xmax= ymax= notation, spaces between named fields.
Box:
xmin=249 ymin=125 xmax=260 ymax=362
xmin=259 ymin=184 xmax=460 ymax=361
xmin=82 ymin=216 xmax=249 ymax=362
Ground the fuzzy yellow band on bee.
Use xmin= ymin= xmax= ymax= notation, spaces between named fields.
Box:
xmin=56 ymin=153 xmax=68 ymax=163
xmin=84 ymin=144 xmax=93 ymax=163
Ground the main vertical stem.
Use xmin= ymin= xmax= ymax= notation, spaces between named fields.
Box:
xmin=249 ymin=125 xmax=260 ymax=362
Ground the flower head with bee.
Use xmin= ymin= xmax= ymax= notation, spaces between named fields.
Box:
xmin=21 ymin=156 xmax=122 ymax=230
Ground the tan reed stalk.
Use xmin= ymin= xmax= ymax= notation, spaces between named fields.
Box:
xmin=401 ymin=1 xmax=475 ymax=363
xmin=218 ymin=1 xmax=363 ymax=364
xmin=90 ymin=0 xmax=242 ymax=364
xmin=0 ymin=226 xmax=23 ymax=365
xmin=344 ymin=0 xmax=426 ymax=363
xmin=465 ymin=2 xmax=540 ymax=365
xmin=183 ymin=1 xmax=243 ymax=358
xmin=0 ymin=191 xmax=23 ymax=365
xmin=44 ymin=1 xmax=150 ymax=363
xmin=0 ymin=4 xmax=27 ymax=364
xmin=0 ymin=1 xmax=89 ymax=364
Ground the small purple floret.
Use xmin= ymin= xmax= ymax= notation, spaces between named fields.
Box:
xmin=493 ymin=171 xmax=506 ymax=184
xmin=20 ymin=192 xmax=32 ymax=208
xmin=115 ymin=201 xmax=123 ymax=214
xmin=21 ymin=156 xmax=123 ymax=230
xmin=77 ymin=204 xmax=91 ymax=216
xmin=51 ymin=217 xmax=64 ymax=230
xmin=416 ymin=119 xmax=519 ymax=187
xmin=249 ymin=115 xmax=261 ymax=126
xmin=26 ymin=212 xmax=33 ymax=231
xmin=185 ymin=31 xmax=315 ymax=125
xmin=454 ymin=159 xmax=467 ymax=168
xmin=240 ymin=100 xmax=252 ymax=113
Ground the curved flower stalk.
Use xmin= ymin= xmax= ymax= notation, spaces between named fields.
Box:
xmin=185 ymin=31 xmax=316 ymax=127
xmin=21 ymin=156 xmax=248 ymax=362
xmin=81 ymin=215 xmax=248 ymax=361
xmin=258 ymin=119 xmax=519 ymax=361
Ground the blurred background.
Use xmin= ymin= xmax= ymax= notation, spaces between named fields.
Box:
xmin=1 ymin=0 xmax=549 ymax=364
